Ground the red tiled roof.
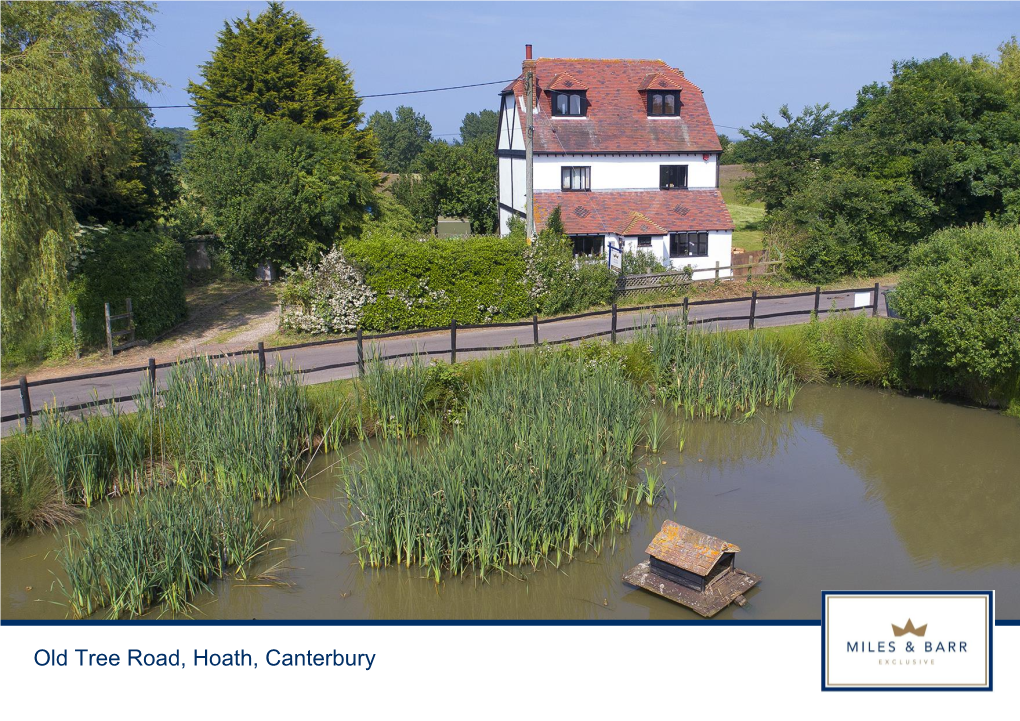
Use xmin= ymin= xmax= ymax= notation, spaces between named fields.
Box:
xmin=535 ymin=189 xmax=734 ymax=235
xmin=504 ymin=58 xmax=721 ymax=153
xmin=546 ymin=72 xmax=588 ymax=91
xmin=638 ymin=72 xmax=684 ymax=91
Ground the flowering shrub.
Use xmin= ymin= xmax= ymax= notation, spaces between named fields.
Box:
xmin=278 ymin=246 xmax=376 ymax=333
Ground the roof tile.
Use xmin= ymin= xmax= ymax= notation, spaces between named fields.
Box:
xmin=535 ymin=189 xmax=734 ymax=235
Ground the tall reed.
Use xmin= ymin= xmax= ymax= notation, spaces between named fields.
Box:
xmin=59 ymin=487 xmax=269 ymax=618
xmin=342 ymin=351 xmax=647 ymax=581
xmin=642 ymin=315 xmax=798 ymax=420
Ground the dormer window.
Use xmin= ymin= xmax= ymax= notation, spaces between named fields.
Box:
xmin=648 ymin=91 xmax=680 ymax=117
xmin=553 ymin=91 xmax=586 ymax=116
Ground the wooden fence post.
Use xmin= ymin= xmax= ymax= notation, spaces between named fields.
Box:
xmin=611 ymin=303 xmax=618 ymax=344
xmin=683 ymin=296 xmax=689 ymax=325
xmin=873 ymin=282 xmax=881 ymax=317
xmin=125 ymin=297 xmax=134 ymax=346
xmin=18 ymin=376 xmax=32 ymax=428
xmin=813 ymin=286 xmax=821 ymax=316
xmin=356 ymin=328 xmax=364 ymax=376
xmin=714 ymin=260 xmax=720 ymax=282
xmin=257 ymin=342 xmax=266 ymax=376
xmin=450 ymin=318 xmax=457 ymax=364
xmin=749 ymin=290 xmax=758 ymax=330
xmin=532 ymin=314 xmax=539 ymax=347
xmin=70 ymin=305 xmax=80 ymax=360
xmin=104 ymin=302 xmax=114 ymax=356
xmin=148 ymin=358 xmax=156 ymax=389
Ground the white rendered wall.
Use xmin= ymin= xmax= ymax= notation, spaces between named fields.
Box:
xmin=613 ymin=230 xmax=732 ymax=279
xmin=534 ymin=153 xmax=717 ymax=192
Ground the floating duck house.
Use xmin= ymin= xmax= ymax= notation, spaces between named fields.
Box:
xmin=623 ymin=520 xmax=760 ymax=617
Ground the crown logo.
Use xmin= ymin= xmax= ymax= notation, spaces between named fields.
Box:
xmin=891 ymin=619 xmax=927 ymax=637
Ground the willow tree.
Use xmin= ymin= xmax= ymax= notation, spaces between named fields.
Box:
xmin=187 ymin=2 xmax=377 ymax=171
xmin=0 ymin=1 xmax=157 ymax=356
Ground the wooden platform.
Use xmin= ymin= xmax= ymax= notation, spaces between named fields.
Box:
xmin=622 ymin=561 xmax=761 ymax=617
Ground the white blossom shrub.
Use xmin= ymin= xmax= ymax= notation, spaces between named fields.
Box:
xmin=279 ymin=246 xmax=376 ymax=334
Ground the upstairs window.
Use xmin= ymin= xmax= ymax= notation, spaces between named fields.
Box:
xmin=561 ymin=166 xmax=591 ymax=191
xmin=648 ymin=91 xmax=680 ymax=116
xmin=670 ymin=231 xmax=709 ymax=258
xmin=553 ymin=91 xmax=586 ymax=116
xmin=660 ymin=165 xmax=688 ymax=189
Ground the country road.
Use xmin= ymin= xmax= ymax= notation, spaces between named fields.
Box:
xmin=0 ymin=286 xmax=888 ymax=435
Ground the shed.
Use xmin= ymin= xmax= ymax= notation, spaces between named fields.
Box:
xmin=623 ymin=520 xmax=760 ymax=617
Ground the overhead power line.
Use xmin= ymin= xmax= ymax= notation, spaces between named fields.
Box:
xmin=0 ymin=78 xmax=516 ymax=112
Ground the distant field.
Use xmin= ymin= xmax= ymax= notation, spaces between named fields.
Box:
xmin=719 ymin=165 xmax=765 ymax=252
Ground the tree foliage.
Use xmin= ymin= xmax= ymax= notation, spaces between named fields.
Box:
xmin=459 ymin=109 xmax=498 ymax=143
xmin=744 ymin=39 xmax=1020 ymax=282
xmin=0 ymin=0 xmax=158 ymax=353
xmin=367 ymin=105 xmax=432 ymax=173
xmin=186 ymin=109 xmax=374 ymax=275
xmin=892 ymin=223 xmax=1020 ymax=398
xmin=187 ymin=1 xmax=376 ymax=171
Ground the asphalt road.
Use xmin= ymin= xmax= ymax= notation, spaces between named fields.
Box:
xmin=1 ymin=286 xmax=887 ymax=435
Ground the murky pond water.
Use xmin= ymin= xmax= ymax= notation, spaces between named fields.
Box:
xmin=3 ymin=385 xmax=1018 ymax=620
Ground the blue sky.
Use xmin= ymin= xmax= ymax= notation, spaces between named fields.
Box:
xmin=139 ymin=1 xmax=1017 ymax=138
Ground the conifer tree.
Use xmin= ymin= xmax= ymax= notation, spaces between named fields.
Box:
xmin=188 ymin=2 xmax=377 ymax=170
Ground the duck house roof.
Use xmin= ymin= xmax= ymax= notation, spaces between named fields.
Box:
xmin=645 ymin=520 xmax=741 ymax=576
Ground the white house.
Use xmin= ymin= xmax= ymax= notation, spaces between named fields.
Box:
xmin=497 ymin=53 xmax=733 ymax=279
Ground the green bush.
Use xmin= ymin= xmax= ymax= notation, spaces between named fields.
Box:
xmin=68 ymin=226 xmax=186 ymax=348
xmin=342 ymin=232 xmax=533 ymax=331
xmin=892 ymin=223 xmax=1020 ymax=401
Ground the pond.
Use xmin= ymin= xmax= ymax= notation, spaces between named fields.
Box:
xmin=3 ymin=384 xmax=1018 ymax=620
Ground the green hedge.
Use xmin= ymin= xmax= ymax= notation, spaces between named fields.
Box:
xmin=69 ymin=227 xmax=187 ymax=347
xmin=345 ymin=233 xmax=532 ymax=330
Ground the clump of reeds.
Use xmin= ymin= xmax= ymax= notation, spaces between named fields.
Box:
xmin=0 ymin=428 xmax=79 ymax=535
xmin=342 ymin=351 xmax=647 ymax=581
xmin=643 ymin=315 xmax=798 ymax=420
xmin=59 ymin=486 xmax=270 ymax=619
xmin=146 ymin=358 xmax=310 ymax=503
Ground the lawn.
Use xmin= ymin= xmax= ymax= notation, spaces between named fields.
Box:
xmin=719 ymin=164 xmax=766 ymax=253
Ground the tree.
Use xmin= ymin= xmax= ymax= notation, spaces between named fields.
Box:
xmin=459 ymin=109 xmax=498 ymax=143
xmin=738 ymin=103 xmax=837 ymax=212
xmin=1 ymin=0 xmax=157 ymax=358
xmin=186 ymin=109 xmax=374 ymax=275
xmin=392 ymin=136 xmax=498 ymax=234
xmin=367 ymin=105 xmax=432 ymax=173
xmin=187 ymin=2 xmax=376 ymax=171
xmin=892 ymin=224 xmax=1020 ymax=400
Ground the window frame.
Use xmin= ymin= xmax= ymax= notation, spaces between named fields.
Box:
xmin=669 ymin=231 xmax=710 ymax=258
xmin=647 ymin=91 xmax=681 ymax=117
xmin=561 ymin=166 xmax=591 ymax=192
xmin=659 ymin=165 xmax=689 ymax=190
xmin=552 ymin=91 xmax=586 ymax=117
xmin=571 ymin=234 xmax=605 ymax=257
xmin=637 ymin=235 xmax=652 ymax=248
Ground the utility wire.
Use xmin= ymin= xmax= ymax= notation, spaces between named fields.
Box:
xmin=0 ymin=78 xmax=516 ymax=111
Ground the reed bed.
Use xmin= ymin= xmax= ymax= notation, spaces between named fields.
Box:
xmin=140 ymin=358 xmax=311 ymax=503
xmin=341 ymin=351 xmax=647 ymax=581
xmin=59 ymin=487 xmax=269 ymax=619
xmin=643 ymin=315 xmax=798 ymax=420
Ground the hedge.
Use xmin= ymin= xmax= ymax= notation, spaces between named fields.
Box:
xmin=345 ymin=233 xmax=532 ymax=331
xmin=68 ymin=227 xmax=187 ymax=347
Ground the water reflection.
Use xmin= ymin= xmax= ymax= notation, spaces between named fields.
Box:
xmin=3 ymin=385 xmax=1018 ymax=621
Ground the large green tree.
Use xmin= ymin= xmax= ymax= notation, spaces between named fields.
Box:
xmin=367 ymin=105 xmax=432 ymax=173
xmin=0 ymin=0 xmax=157 ymax=356
xmin=392 ymin=136 xmax=498 ymax=234
xmin=748 ymin=38 xmax=1020 ymax=282
xmin=186 ymin=110 xmax=374 ymax=275
xmin=187 ymin=2 xmax=376 ymax=171
xmin=459 ymin=109 xmax=497 ymax=143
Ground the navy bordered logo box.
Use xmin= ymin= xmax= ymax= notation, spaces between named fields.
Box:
xmin=821 ymin=591 xmax=993 ymax=691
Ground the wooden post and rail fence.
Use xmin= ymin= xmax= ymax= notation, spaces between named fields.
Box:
xmin=3 ymin=283 xmax=886 ymax=428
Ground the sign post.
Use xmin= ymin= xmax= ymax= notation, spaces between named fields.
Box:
xmin=607 ymin=242 xmax=622 ymax=273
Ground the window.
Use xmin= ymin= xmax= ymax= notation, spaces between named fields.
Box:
xmin=561 ymin=166 xmax=591 ymax=191
xmin=572 ymin=234 xmax=605 ymax=256
xmin=670 ymin=232 xmax=709 ymax=258
xmin=660 ymin=165 xmax=688 ymax=190
xmin=553 ymin=91 xmax=586 ymax=116
xmin=648 ymin=91 xmax=680 ymax=117
xmin=637 ymin=235 xmax=652 ymax=247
